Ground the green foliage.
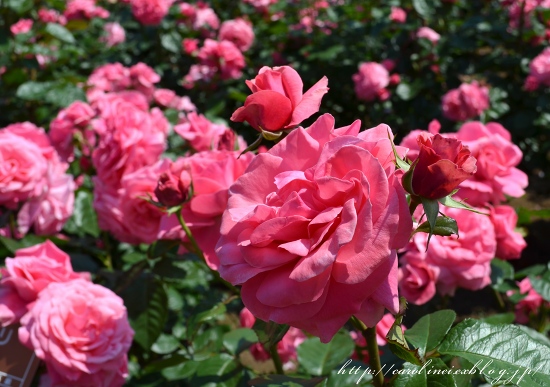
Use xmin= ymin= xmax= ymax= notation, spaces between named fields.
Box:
xmin=405 ymin=310 xmax=456 ymax=357
xmin=297 ymin=331 xmax=355 ymax=376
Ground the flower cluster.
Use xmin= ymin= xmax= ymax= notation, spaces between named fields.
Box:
xmin=0 ymin=241 xmax=133 ymax=386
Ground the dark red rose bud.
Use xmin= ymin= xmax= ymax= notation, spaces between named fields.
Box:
xmin=404 ymin=133 xmax=477 ymax=200
xmin=154 ymin=170 xmax=190 ymax=207
xmin=218 ymin=129 xmax=236 ymax=151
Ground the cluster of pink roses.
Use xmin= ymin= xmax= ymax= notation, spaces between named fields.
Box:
xmin=180 ymin=4 xmax=254 ymax=87
xmin=0 ymin=241 xmax=133 ymax=386
xmin=0 ymin=122 xmax=75 ymax=237
xmin=398 ymin=121 xmax=528 ymax=304
xmin=64 ymin=0 xmax=110 ymax=21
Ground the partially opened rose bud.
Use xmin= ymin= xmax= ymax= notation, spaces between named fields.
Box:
xmin=404 ymin=133 xmax=477 ymax=200
xmin=231 ymin=65 xmax=328 ymax=133
xmin=154 ymin=170 xmax=191 ymax=207
xmin=217 ymin=129 xmax=236 ymax=151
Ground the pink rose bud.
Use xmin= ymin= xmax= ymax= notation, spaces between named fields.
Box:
xmin=404 ymin=133 xmax=477 ymax=200
xmin=217 ymin=129 xmax=237 ymax=151
xmin=231 ymin=65 xmax=328 ymax=132
xmin=155 ymin=170 xmax=190 ymax=207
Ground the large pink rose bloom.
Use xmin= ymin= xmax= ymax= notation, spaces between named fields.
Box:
xmin=216 ymin=114 xmax=412 ymax=343
xmin=455 ymin=122 xmax=528 ymax=206
xmin=130 ymin=0 xmax=174 ymax=25
xmin=219 ymin=18 xmax=255 ymax=52
xmin=231 ymin=66 xmax=328 ymax=132
xmin=18 ymin=279 xmax=133 ymax=387
xmin=352 ymin=62 xmax=390 ymax=102
xmin=0 ymin=241 xmax=89 ymax=327
xmin=158 ymin=150 xmax=255 ymax=269
xmin=441 ymin=81 xmax=490 ymax=121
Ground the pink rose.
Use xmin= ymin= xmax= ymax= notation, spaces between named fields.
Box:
xmin=455 ymin=121 xmax=528 ymax=206
xmin=155 ymin=168 xmax=191 ymax=208
xmin=219 ymin=19 xmax=255 ymax=52
xmin=489 ymin=205 xmax=526 ymax=259
xmin=406 ymin=207 xmax=496 ymax=296
xmin=17 ymin=160 xmax=75 ymax=236
xmin=193 ymin=7 xmax=220 ymax=31
xmin=18 ymin=279 xmax=133 ymax=387
xmin=88 ymin=63 xmax=131 ymax=93
xmin=130 ymin=0 xmax=174 ymax=25
xmin=174 ymin=112 xmax=228 ymax=151
xmin=507 ymin=278 xmax=548 ymax=323
xmin=10 ymin=19 xmax=33 ymax=35
xmin=158 ymin=150 xmax=255 ymax=269
xmin=197 ymin=39 xmax=246 ymax=80
xmin=154 ymin=88 xmax=177 ymax=107
xmin=0 ymin=130 xmax=48 ymax=209
xmin=390 ymin=7 xmax=406 ymax=23
xmin=49 ymin=101 xmax=95 ymax=161
xmin=129 ymin=63 xmax=160 ymax=99
xmin=216 ymin=114 xmax=412 ymax=343
xmin=110 ymin=160 xmax=169 ymax=244
xmin=91 ymin=96 xmax=167 ymax=188
xmin=398 ymin=252 xmax=438 ymax=305
xmin=404 ymin=133 xmax=477 ymax=200
xmin=182 ymin=38 xmax=199 ymax=54
xmin=352 ymin=62 xmax=390 ymax=102
xmin=399 ymin=119 xmax=441 ymax=161
xmin=231 ymin=66 xmax=328 ymax=132
xmin=182 ymin=64 xmax=216 ymax=88
xmin=38 ymin=8 xmax=66 ymax=24
xmin=529 ymin=47 xmax=550 ymax=87
xmin=0 ymin=241 xmax=88 ymax=326
xmin=103 ymin=22 xmax=126 ymax=47
xmin=64 ymin=0 xmax=109 ymax=20
xmin=416 ymin=27 xmax=440 ymax=44
xmin=441 ymin=81 xmax=490 ymax=121
xmin=243 ymin=0 xmax=278 ymax=12
xmin=239 ymin=307 xmax=305 ymax=366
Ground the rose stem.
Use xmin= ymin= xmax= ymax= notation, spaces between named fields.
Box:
xmin=175 ymin=211 xmax=239 ymax=294
xmin=270 ymin=345 xmax=285 ymax=374
xmin=352 ymin=316 xmax=384 ymax=387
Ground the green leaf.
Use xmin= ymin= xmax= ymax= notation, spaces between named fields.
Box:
xmin=388 ymin=342 xmax=424 ymax=366
xmin=6 ymin=0 xmax=33 ymax=13
xmin=529 ymin=271 xmax=550 ymax=302
xmin=405 ymin=310 xmax=456 ymax=357
xmin=420 ymin=197 xmax=439 ymax=245
xmin=143 ymin=353 xmax=188 ymax=374
xmin=438 ymin=319 xmax=550 ymax=387
xmin=253 ymin=319 xmax=290 ymax=352
xmin=413 ymin=216 xmax=458 ymax=238
xmin=189 ymin=354 xmax=242 ymax=387
xmin=65 ymin=190 xmax=99 ymax=237
xmin=44 ymin=82 xmax=86 ymax=107
xmin=480 ymin=313 xmax=515 ymax=325
xmin=151 ymin=333 xmax=180 ymax=355
xmin=388 ymin=130 xmax=410 ymax=172
xmin=438 ymin=195 xmax=485 ymax=214
xmin=491 ymin=259 xmax=515 ymax=292
xmin=0 ymin=235 xmax=45 ymax=253
xmin=16 ymin=81 xmax=55 ymax=101
xmin=45 ymin=23 xmax=76 ymax=44
xmin=160 ymin=32 xmax=181 ymax=53
xmin=188 ymin=302 xmax=227 ymax=336
xmin=413 ymin=0 xmax=434 ymax=19
xmin=222 ymin=328 xmax=258 ymax=355
xmin=122 ymin=276 xmax=168 ymax=351
xmin=393 ymin=358 xmax=457 ymax=387
xmin=517 ymin=324 xmax=550 ymax=347
xmin=249 ymin=375 xmax=325 ymax=387
xmin=297 ymin=331 xmax=355 ymax=376
xmin=162 ymin=360 xmax=199 ymax=381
